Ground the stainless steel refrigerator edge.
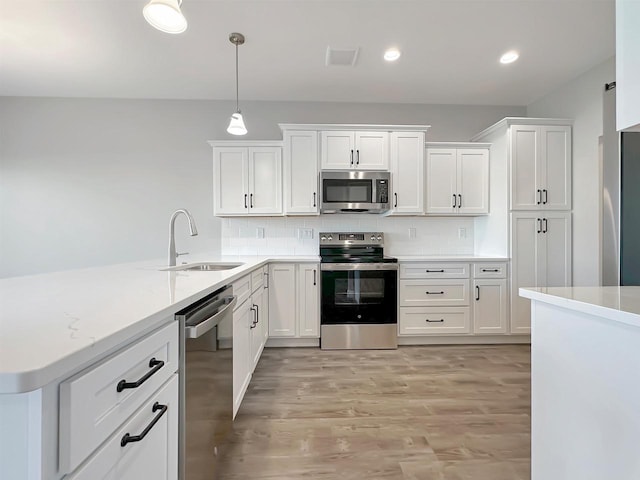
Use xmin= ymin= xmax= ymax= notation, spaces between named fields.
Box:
xmin=602 ymin=84 xmax=640 ymax=286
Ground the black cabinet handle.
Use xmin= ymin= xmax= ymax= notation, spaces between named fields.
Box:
xmin=394 ymin=193 xmax=398 ymax=208
xmin=475 ymin=285 xmax=480 ymax=301
xmin=537 ymin=218 xmax=542 ymax=234
xmin=254 ymin=304 xmax=259 ymax=324
xmin=426 ymin=269 xmax=444 ymax=273
xmin=537 ymin=189 xmax=541 ymax=205
xmin=481 ymin=268 xmax=500 ymax=272
xmin=453 ymin=194 xmax=457 ymax=208
xmin=117 ymin=358 xmax=165 ymax=393
xmin=543 ymin=218 xmax=548 ymax=233
xmin=458 ymin=194 xmax=462 ymax=209
xmin=543 ymin=189 xmax=548 ymax=205
xmin=264 ymin=272 xmax=269 ymax=289
xmin=425 ymin=291 xmax=445 ymax=295
xmin=244 ymin=194 xmax=248 ymax=209
xmin=313 ymin=269 xmax=316 ymax=286
xmin=313 ymin=192 xmax=317 ymax=207
xmin=250 ymin=193 xmax=254 ymax=208
xmin=425 ymin=319 xmax=445 ymax=323
xmin=350 ymin=149 xmax=354 ymax=165
xmin=356 ymin=149 xmax=360 ymax=165
xmin=121 ymin=402 xmax=167 ymax=447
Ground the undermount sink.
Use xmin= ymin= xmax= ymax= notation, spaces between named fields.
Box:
xmin=161 ymin=262 xmax=244 ymax=272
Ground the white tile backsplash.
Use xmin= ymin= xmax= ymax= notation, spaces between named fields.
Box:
xmin=221 ymin=215 xmax=474 ymax=256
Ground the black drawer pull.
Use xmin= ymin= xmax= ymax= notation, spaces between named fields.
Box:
xmin=481 ymin=268 xmax=500 ymax=272
xmin=426 ymin=269 xmax=444 ymax=273
xmin=425 ymin=291 xmax=445 ymax=295
xmin=121 ymin=402 xmax=168 ymax=447
xmin=117 ymin=358 xmax=165 ymax=393
xmin=425 ymin=319 xmax=444 ymax=323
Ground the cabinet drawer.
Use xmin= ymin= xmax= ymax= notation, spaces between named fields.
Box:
xmin=473 ymin=263 xmax=507 ymax=278
xmin=399 ymin=307 xmax=471 ymax=335
xmin=65 ymin=375 xmax=179 ymax=480
xmin=59 ymin=321 xmax=179 ymax=474
xmin=400 ymin=280 xmax=470 ymax=306
xmin=251 ymin=267 xmax=264 ymax=292
xmin=233 ymin=274 xmax=252 ymax=309
xmin=400 ymin=263 xmax=470 ymax=279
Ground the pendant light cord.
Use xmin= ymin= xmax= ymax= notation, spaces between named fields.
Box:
xmin=235 ymin=42 xmax=239 ymax=113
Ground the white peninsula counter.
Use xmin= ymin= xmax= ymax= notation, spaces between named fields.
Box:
xmin=520 ymin=286 xmax=640 ymax=480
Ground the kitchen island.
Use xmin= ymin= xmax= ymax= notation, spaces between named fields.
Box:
xmin=520 ymin=286 xmax=640 ymax=480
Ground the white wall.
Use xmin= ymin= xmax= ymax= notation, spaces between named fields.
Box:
xmin=527 ymin=57 xmax=616 ymax=286
xmin=221 ymin=215 xmax=475 ymax=256
xmin=0 ymin=97 xmax=524 ymax=278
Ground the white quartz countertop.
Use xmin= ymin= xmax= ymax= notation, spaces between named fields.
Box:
xmin=520 ymin=287 xmax=640 ymax=328
xmin=0 ymin=254 xmax=319 ymax=394
xmin=395 ymin=255 xmax=509 ymax=261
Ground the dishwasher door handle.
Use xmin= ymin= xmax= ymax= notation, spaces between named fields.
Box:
xmin=185 ymin=296 xmax=237 ymax=339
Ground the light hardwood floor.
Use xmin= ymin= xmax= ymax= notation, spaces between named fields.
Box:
xmin=218 ymin=345 xmax=531 ymax=480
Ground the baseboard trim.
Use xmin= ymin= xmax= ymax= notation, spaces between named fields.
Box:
xmin=266 ymin=337 xmax=320 ymax=348
xmin=398 ymin=335 xmax=531 ymax=345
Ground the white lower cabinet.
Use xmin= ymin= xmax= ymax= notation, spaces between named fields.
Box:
xmin=268 ymin=264 xmax=297 ymax=337
xmin=473 ymin=279 xmax=508 ymax=334
xmin=233 ymin=297 xmax=252 ymax=415
xmin=399 ymin=307 xmax=471 ymax=335
xmin=268 ymin=263 xmax=319 ymax=339
xmin=510 ymin=212 xmax=571 ymax=334
xmin=233 ymin=268 xmax=270 ymax=417
xmin=399 ymin=261 xmax=509 ymax=338
xmin=298 ymin=264 xmax=320 ymax=337
xmin=66 ymin=375 xmax=178 ymax=480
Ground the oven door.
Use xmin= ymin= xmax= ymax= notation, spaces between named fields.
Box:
xmin=320 ymin=263 xmax=398 ymax=325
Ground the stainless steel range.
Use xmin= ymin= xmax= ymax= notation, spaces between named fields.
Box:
xmin=319 ymin=232 xmax=398 ymax=350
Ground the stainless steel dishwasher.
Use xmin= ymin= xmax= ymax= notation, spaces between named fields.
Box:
xmin=177 ymin=285 xmax=236 ymax=480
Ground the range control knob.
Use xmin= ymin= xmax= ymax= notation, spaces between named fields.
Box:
xmin=327 ymin=235 xmax=333 ymax=241
xmin=370 ymin=235 xmax=376 ymax=241
xmin=321 ymin=235 xmax=327 ymax=241
xmin=377 ymin=235 xmax=383 ymax=241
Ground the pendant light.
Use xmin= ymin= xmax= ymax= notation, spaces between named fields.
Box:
xmin=227 ymin=32 xmax=247 ymax=136
xmin=143 ymin=0 xmax=187 ymax=34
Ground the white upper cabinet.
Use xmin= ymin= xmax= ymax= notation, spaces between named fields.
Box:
xmin=425 ymin=144 xmax=489 ymax=215
xmin=389 ymin=131 xmax=425 ymax=215
xmin=211 ymin=142 xmax=283 ymax=216
xmin=248 ymin=147 xmax=283 ymax=215
xmin=510 ymin=124 xmax=571 ymax=211
xmin=320 ymin=131 xmax=389 ymax=170
xmin=283 ymin=130 xmax=319 ymax=215
xmin=214 ymin=147 xmax=249 ymax=216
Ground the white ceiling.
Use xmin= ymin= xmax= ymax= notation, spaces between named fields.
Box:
xmin=0 ymin=0 xmax=615 ymax=106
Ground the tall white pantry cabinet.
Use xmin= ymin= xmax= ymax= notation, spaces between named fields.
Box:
xmin=473 ymin=118 xmax=573 ymax=334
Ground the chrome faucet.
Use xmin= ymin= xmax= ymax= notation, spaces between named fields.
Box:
xmin=168 ymin=209 xmax=198 ymax=266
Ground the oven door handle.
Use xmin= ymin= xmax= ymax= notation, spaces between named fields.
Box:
xmin=184 ymin=296 xmax=237 ymax=339
xmin=321 ymin=263 xmax=399 ymax=271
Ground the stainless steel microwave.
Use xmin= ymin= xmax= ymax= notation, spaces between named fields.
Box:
xmin=320 ymin=171 xmax=390 ymax=213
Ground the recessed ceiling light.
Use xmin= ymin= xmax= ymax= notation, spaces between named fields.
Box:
xmin=384 ymin=48 xmax=401 ymax=62
xmin=500 ymin=50 xmax=519 ymax=64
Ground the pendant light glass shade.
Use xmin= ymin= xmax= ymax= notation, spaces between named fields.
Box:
xmin=143 ymin=0 xmax=187 ymax=34
xmin=227 ymin=112 xmax=248 ymax=136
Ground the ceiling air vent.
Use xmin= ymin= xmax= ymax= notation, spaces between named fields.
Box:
xmin=325 ymin=46 xmax=360 ymax=67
